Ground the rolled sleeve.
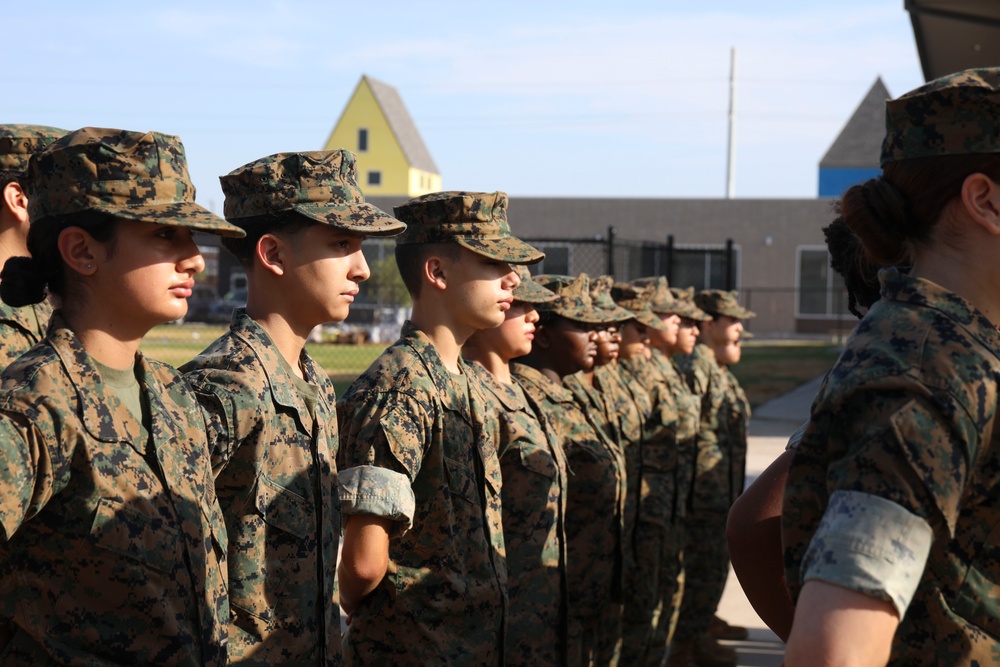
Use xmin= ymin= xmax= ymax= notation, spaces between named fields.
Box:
xmin=339 ymin=465 xmax=416 ymax=533
xmin=802 ymin=489 xmax=933 ymax=617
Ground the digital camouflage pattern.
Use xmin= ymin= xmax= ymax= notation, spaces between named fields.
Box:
xmin=881 ymin=67 xmax=1000 ymax=166
xmin=181 ymin=310 xmax=342 ymax=666
xmin=220 ymin=150 xmax=404 ymax=236
xmin=513 ymin=265 xmax=558 ymax=304
xmin=629 ymin=275 xmax=676 ymax=314
xmin=784 ymin=269 xmax=1000 ymax=665
xmin=337 ymin=322 xmax=507 ymax=666
xmin=533 ymin=273 xmax=625 ymax=325
xmin=694 ymin=289 xmax=756 ymax=320
xmin=0 ymin=124 xmax=66 ymax=174
xmin=673 ymin=341 xmax=750 ymax=644
xmin=590 ymin=275 xmax=637 ymax=324
xmin=611 ymin=282 xmax=667 ymax=330
xmin=468 ymin=363 xmax=569 ymax=667
xmin=669 ymin=287 xmax=711 ymax=321
xmin=393 ymin=191 xmax=543 ymax=264
xmin=26 ymin=127 xmax=244 ymax=237
xmin=513 ymin=362 xmax=626 ymax=667
xmin=0 ymin=299 xmax=51 ymax=372
xmin=0 ymin=315 xmax=229 ymax=665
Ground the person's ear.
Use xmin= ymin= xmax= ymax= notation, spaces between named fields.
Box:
xmin=255 ymin=234 xmax=286 ymax=276
xmin=423 ymin=255 xmax=448 ymax=292
xmin=534 ymin=323 xmax=552 ymax=350
xmin=2 ymin=182 xmax=29 ymax=225
xmin=961 ymin=172 xmax=1000 ymax=235
xmin=57 ymin=227 xmax=99 ymax=276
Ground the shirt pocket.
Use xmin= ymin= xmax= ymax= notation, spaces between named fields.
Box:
xmin=444 ymin=456 xmax=477 ymax=505
xmin=255 ymin=475 xmax=311 ymax=540
xmin=518 ymin=445 xmax=558 ymax=480
xmin=89 ymin=497 xmax=180 ymax=575
xmin=951 ymin=519 xmax=1000 ymax=639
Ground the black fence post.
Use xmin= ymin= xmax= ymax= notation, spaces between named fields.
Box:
xmin=607 ymin=226 xmax=617 ymax=277
xmin=666 ymin=234 xmax=674 ymax=283
xmin=725 ymin=238 xmax=735 ymax=290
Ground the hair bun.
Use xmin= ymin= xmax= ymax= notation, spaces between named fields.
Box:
xmin=1 ymin=256 xmax=47 ymax=307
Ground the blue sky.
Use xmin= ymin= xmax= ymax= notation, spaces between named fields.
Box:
xmin=8 ymin=1 xmax=923 ymax=210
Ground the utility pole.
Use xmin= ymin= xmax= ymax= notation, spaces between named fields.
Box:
xmin=726 ymin=47 xmax=737 ymax=199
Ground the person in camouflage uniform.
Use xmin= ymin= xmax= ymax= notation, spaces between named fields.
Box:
xmin=670 ymin=289 xmax=754 ymax=667
xmin=336 ymin=191 xmax=542 ymax=666
xmin=0 ymin=125 xmax=65 ymax=370
xmin=783 ymin=68 xmax=1000 ymax=666
xmin=181 ymin=150 xmax=405 ymax=666
xmin=616 ymin=279 xmax=711 ymax=667
xmin=0 ymin=127 xmax=244 ymax=665
xmin=463 ymin=266 xmax=570 ymax=667
xmin=513 ymin=273 xmax=627 ymax=667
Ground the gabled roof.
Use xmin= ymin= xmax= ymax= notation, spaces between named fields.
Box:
xmin=907 ymin=0 xmax=1000 ymax=81
xmin=819 ymin=78 xmax=890 ymax=169
xmin=364 ymin=75 xmax=439 ymax=174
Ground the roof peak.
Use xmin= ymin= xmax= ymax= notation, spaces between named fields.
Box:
xmin=819 ymin=77 xmax=891 ymax=169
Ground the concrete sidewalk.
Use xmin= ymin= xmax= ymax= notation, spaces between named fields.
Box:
xmin=712 ymin=374 xmax=824 ymax=667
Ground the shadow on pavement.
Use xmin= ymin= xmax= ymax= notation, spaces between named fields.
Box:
xmin=721 ymin=628 xmax=785 ymax=667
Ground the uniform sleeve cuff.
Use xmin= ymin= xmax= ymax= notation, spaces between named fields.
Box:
xmin=339 ymin=465 xmax=416 ymax=533
xmin=801 ymin=489 xmax=933 ymax=617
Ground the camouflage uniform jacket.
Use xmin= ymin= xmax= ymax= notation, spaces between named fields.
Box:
xmin=337 ymin=322 xmax=507 ymax=666
xmin=181 ymin=309 xmax=341 ymax=666
xmin=675 ymin=343 xmax=745 ymax=510
xmin=470 ymin=362 xmax=569 ymax=667
xmin=0 ymin=314 xmax=229 ymax=666
xmin=512 ymin=363 xmax=626 ymax=614
xmin=783 ymin=270 xmax=1000 ymax=666
xmin=0 ymin=298 xmax=51 ymax=372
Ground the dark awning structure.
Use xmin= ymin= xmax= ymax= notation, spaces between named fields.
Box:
xmin=907 ymin=0 xmax=1000 ymax=81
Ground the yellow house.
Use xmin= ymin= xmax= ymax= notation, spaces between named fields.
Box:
xmin=323 ymin=75 xmax=441 ymax=197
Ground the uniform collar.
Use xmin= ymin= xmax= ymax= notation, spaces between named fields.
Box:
xmin=510 ymin=361 xmax=575 ymax=404
xmin=467 ymin=360 xmax=525 ymax=411
xmin=398 ymin=320 xmax=475 ymax=416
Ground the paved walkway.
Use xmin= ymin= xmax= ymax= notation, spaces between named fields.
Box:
xmin=712 ymin=374 xmax=824 ymax=667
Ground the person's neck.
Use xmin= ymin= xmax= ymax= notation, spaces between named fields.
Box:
xmin=247 ymin=307 xmax=308 ymax=380
xmin=912 ymin=247 xmax=1000 ymax=329
xmin=519 ymin=353 xmax=563 ymax=385
xmin=462 ymin=346 xmax=512 ymax=384
xmin=0 ymin=226 xmax=28 ymax=277
xmin=64 ymin=308 xmax=142 ymax=369
xmin=410 ymin=305 xmax=472 ymax=374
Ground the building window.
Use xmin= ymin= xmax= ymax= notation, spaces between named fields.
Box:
xmin=358 ymin=128 xmax=368 ymax=152
xmin=529 ymin=243 xmax=572 ymax=275
xmin=672 ymin=244 xmax=739 ymax=291
xmin=367 ymin=170 xmax=381 ymax=186
xmin=797 ymin=247 xmax=850 ymax=317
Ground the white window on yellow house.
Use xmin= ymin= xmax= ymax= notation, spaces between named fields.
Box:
xmin=358 ymin=128 xmax=368 ymax=152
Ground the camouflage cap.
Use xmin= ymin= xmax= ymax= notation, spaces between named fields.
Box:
xmin=0 ymin=125 xmax=67 ymax=174
xmin=670 ymin=287 xmax=711 ymax=321
xmin=629 ymin=276 xmax=677 ymax=314
xmin=220 ymin=150 xmax=404 ymax=236
xmin=881 ymin=67 xmax=1000 ymax=166
xmin=694 ymin=289 xmax=756 ymax=320
xmin=512 ymin=265 xmax=557 ymax=304
xmin=393 ymin=191 xmax=543 ymax=264
xmin=27 ymin=127 xmax=244 ymax=237
xmin=533 ymin=273 xmax=621 ymax=324
xmin=611 ymin=282 xmax=667 ymax=331
xmin=590 ymin=275 xmax=635 ymax=323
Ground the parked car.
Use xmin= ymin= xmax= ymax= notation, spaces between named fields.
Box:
xmin=208 ymin=288 xmax=248 ymax=323
xmin=170 ymin=284 xmax=219 ymax=325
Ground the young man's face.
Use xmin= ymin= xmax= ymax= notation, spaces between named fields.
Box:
xmin=594 ymin=324 xmax=620 ymax=366
xmin=648 ymin=312 xmax=680 ymax=349
xmin=701 ymin=314 xmax=743 ymax=366
xmin=618 ymin=320 xmax=650 ymax=361
xmin=279 ymin=225 xmax=370 ymax=327
xmin=445 ymin=247 xmax=520 ymax=331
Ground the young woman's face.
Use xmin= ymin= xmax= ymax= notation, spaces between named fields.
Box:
xmin=671 ymin=316 xmax=701 ymax=356
xmin=275 ymin=225 xmax=370 ymax=328
xmin=542 ymin=316 xmax=598 ymax=376
xmin=701 ymin=314 xmax=744 ymax=366
xmin=619 ymin=320 xmax=650 ymax=360
xmin=648 ymin=312 xmax=680 ymax=348
xmin=467 ymin=301 xmax=539 ymax=362
xmin=594 ymin=324 xmax=620 ymax=366
xmin=94 ymin=220 xmax=205 ymax=333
